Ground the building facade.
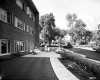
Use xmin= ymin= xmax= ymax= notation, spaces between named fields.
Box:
xmin=0 ymin=0 xmax=39 ymax=55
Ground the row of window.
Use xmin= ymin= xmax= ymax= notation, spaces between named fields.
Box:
xmin=0 ymin=39 xmax=33 ymax=54
xmin=0 ymin=8 xmax=33 ymax=35
xmin=16 ymin=0 xmax=35 ymax=22
xmin=15 ymin=40 xmax=34 ymax=53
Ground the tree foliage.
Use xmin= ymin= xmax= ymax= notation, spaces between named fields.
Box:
xmin=54 ymin=28 xmax=67 ymax=38
xmin=66 ymin=13 xmax=77 ymax=27
xmin=66 ymin=13 xmax=92 ymax=44
xmin=39 ymin=13 xmax=55 ymax=28
xmin=39 ymin=13 xmax=55 ymax=45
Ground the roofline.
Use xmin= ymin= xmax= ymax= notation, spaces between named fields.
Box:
xmin=26 ymin=0 xmax=39 ymax=14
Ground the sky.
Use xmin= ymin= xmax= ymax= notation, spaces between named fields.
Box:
xmin=33 ymin=0 xmax=100 ymax=31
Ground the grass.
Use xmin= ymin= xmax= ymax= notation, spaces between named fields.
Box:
xmin=60 ymin=50 xmax=100 ymax=80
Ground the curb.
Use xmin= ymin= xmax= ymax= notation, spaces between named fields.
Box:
xmin=50 ymin=58 xmax=79 ymax=80
xmin=75 ymin=47 xmax=95 ymax=51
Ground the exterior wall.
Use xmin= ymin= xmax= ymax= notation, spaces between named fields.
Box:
xmin=0 ymin=0 xmax=39 ymax=55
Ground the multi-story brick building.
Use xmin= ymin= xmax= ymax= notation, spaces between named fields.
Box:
xmin=0 ymin=0 xmax=39 ymax=55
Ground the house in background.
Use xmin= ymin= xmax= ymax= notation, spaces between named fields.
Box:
xmin=0 ymin=0 xmax=39 ymax=56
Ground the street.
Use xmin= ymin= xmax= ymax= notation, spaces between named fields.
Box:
xmin=0 ymin=57 xmax=58 ymax=80
xmin=68 ymin=48 xmax=100 ymax=61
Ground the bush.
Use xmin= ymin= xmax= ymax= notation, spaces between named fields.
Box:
xmin=11 ymin=53 xmax=21 ymax=57
xmin=61 ymin=51 xmax=100 ymax=78
xmin=10 ymin=52 xmax=27 ymax=57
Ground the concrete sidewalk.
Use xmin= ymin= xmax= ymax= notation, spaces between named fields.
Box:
xmin=23 ymin=51 xmax=79 ymax=80
xmin=23 ymin=51 xmax=61 ymax=58
xmin=75 ymin=46 xmax=94 ymax=51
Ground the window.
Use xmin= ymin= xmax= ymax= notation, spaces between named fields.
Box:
xmin=29 ymin=26 xmax=33 ymax=34
xmin=26 ymin=6 xmax=35 ymax=22
xmin=26 ymin=7 xmax=32 ymax=18
xmin=16 ymin=0 xmax=23 ymax=9
xmin=32 ymin=14 xmax=35 ymax=22
xmin=26 ymin=25 xmax=29 ymax=32
xmin=0 ymin=39 xmax=10 ymax=54
xmin=0 ymin=8 xmax=7 ymax=23
xmin=26 ymin=25 xmax=33 ymax=34
xmin=26 ymin=7 xmax=31 ymax=17
xmin=7 ymin=12 xmax=13 ymax=24
xmin=14 ymin=17 xmax=25 ymax=31
xmin=15 ymin=41 xmax=25 ymax=52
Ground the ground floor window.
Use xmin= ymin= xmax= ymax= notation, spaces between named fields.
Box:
xmin=15 ymin=41 xmax=25 ymax=52
xmin=0 ymin=39 xmax=10 ymax=54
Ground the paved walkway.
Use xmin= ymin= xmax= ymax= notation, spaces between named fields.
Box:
xmin=23 ymin=50 xmax=79 ymax=80
xmin=0 ymin=57 xmax=58 ymax=80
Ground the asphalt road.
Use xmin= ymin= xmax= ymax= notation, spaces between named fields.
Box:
xmin=0 ymin=57 xmax=58 ymax=80
xmin=68 ymin=48 xmax=100 ymax=61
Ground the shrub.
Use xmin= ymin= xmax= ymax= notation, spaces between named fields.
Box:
xmin=61 ymin=51 xmax=100 ymax=78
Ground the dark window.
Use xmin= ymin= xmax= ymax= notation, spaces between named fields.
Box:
xmin=1 ymin=40 xmax=7 ymax=54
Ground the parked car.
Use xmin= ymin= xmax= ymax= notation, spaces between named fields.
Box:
xmin=62 ymin=42 xmax=73 ymax=48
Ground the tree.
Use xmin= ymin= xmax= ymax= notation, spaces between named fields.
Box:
xmin=39 ymin=13 xmax=55 ymax=28
xmin=75 ymin=19 xmax=86 ymax=28
xmin=66 ymin=13 xmax=87 ymax=44
xmin=39 ymin=13 xmax=55 ymax=45
xmin=84 ymin=30 xmax=93 ymax=43
xmin=66 ymin=13 xmax=77 ymax=27
xmin=53 ymin=28 xmax=67 ymax=40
